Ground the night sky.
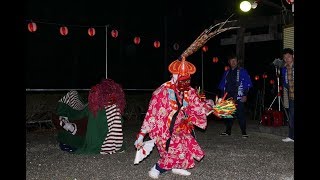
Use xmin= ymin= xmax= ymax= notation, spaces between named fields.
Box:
xmin=25 ymin=0 xmax=291 ymax=95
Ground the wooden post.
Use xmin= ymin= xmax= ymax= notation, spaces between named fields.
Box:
xmin=236 ymin=27 xmax=245 ymax=67
xmin=164 ymin=16 xmax=168 ymax=81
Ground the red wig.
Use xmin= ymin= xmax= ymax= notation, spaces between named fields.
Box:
xmin=88 ymin=79 xmax=126 ymax=116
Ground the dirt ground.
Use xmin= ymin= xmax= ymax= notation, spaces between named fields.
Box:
xmin=26 ymin=119 xmax=294 ymax=180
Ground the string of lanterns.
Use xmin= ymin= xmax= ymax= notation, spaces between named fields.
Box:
xmin=27 ymin=20 xmax=279 ymax=90
xmin=28 ymin=19 xmax=230 ymax=70
xmin=27 ymin=20 xmax=164 ymax=49
xmin=201 ymin=45 xmax=219 ymax=64
xmin=27 ymin=21 xmax=97 ymax=37
xmin=27 ymin=19 xmax=223 ymax=55
xmin=27 ymin=20 xmax=273 ymax=78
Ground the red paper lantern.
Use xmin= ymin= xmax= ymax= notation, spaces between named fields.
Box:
xmin=269 ymin=79 xmax=275 ymax=84
xmin=212 ymin=57 xmax=219 ymax=63
xmin=28 ymin=22 xmax=37 ymax=32
xmin=262 ymin=74 xmax=268 ymax=79
xmin=202 ymin=45 xmax=208 ymax=52
xmin=154 ymin=41 xmax=160 ymax=48
xmin=134 ymin=36 xmax=141 ymax=45
xmin=224 ymin=66 xmax=229 ymax=71
xmin=111 ymin=29 xmax=118 ymax=38
xmin=173 ymin=43 xmax=179 ymax=51
xmin=286 ymin=0 xmax=294 ymax=4
xmin=60 ymin=26 xmax=68 ymax=36
xmin=254 ymin=75 xmax=259 ymax=81
xmin=88 ymin=27 xmax=96 ymax=37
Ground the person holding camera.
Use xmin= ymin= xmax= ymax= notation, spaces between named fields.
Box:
xmin=281 ymin=48 xmax=294 ymax=142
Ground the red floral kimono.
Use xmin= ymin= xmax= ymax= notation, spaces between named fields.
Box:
xmin=141 ymin=81 xmax=210 ymax=170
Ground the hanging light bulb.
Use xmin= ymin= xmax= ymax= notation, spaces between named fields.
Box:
xmin=251 ymin=1 xmax=258 ymax=9
xmin=240 ymin=1 xmax=252 ymax=12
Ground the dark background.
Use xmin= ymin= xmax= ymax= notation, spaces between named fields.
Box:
xmin=25 ymin=0 xmax=291 ymax=95
xmin=23 ymin=1 xmax=317 ymax=178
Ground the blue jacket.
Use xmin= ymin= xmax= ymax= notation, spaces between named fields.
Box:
xmin=218 ymin=67 xmax=252 ymax=100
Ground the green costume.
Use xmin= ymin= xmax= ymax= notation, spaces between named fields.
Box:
xmin=52 ymin=79 xmax=126 ymax=154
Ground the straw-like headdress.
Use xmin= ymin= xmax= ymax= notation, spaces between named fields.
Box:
xmin=168 ymin=15 xmax=239 ymax=76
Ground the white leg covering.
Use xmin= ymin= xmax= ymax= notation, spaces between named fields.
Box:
xmin=172 ymin=169 xmax=191 ymax=176
xmin=148 ymin=165 xmax=160 ymax=179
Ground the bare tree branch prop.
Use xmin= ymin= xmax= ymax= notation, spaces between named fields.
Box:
xmin=181 ymin=14 xmax=239 ymax=58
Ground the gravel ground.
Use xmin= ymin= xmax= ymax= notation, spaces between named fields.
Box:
xmin=26 ymin=119 xmax=294 ymax=180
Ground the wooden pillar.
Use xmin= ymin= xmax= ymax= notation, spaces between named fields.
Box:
xmin=236 ymin=27 xmax=245 ymax=67
xmin=269 ymin=16 xmax=278 ymax=38
xmin=163 ymin=16 xmax=168 ymax=81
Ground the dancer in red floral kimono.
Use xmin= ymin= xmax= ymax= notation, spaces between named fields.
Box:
xmin=134 ymin=57 xmax=214 ymax=178
xmin=134 ymin=17 xmax=238 ymax=179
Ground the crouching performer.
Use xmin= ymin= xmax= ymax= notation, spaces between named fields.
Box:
xmin=52 ymin=78 xmax=126 ymax=154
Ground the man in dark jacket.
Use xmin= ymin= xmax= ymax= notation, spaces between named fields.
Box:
xmin=218 ymin=54 xmax=252 ymax=138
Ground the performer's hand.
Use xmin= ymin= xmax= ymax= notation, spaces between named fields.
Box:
xmin=199 ymin=92 xmax=206 ymax=101
xmin=134 ymin=135 xmax=144 ymax=149
xmin=134 ymin=129 xmax=147 ymax=149
xmin=204 ymin=99 xmax=215 ymax=115
xmin=206 ymin=99 xmax=215 ymax=108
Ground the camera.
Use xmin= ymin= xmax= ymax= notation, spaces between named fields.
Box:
xmin=272 ymin=58 xmax=284 ymax=68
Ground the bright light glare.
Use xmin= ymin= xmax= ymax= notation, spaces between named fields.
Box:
xmin=240 ymin=1 xmax=252 ymax=12
xmin=251 ymin=2 xmax=257 ymax=9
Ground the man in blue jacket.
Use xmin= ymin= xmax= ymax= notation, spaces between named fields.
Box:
xmin=218 ymin=54 xmax=252 ymax=138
